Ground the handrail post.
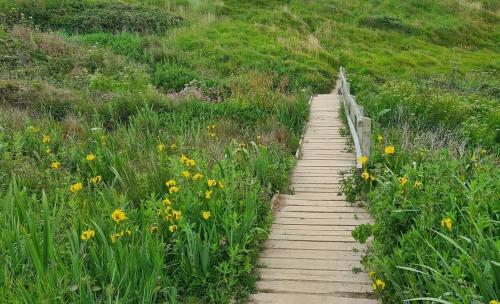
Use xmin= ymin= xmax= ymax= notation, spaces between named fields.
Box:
xmin=360 ymin=117 xmax=371 ymax=157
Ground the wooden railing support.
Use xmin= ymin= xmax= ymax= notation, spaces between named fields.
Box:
xmin=338 ymin=67 xmax=372 ymax=173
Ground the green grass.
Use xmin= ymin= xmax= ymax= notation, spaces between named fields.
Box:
xmin=0 ymin=0 xmax=499 ymax=303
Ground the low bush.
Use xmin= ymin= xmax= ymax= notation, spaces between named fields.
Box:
xmin=1 ymin=0 xmax=182 ymax=34
xmin=153 ymin=64 xmax=199 ymax=92
xmin=359 ymin=15 xmax=416 ymax=34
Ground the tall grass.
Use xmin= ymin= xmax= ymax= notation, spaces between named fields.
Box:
xmin=0 ymin=0 xmax=499 ymax=302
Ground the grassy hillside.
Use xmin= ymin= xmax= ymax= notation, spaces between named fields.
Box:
xmin=0 ymin=0 xmax=498 ymax=303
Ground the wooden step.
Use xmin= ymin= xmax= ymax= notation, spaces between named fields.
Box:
xmin=258 ymin=267 xmax=371 ymax=283
xmin=259 ymin=249 xmax=363 ymax=260
xmin=263 ymin=240 xmax=367 ymax=251
xmin=280 ymin=205 xmax=367 ymax=213
xmin=256 ymin=280 xmax=373 ymax=295
xmin=273 ymin=217 xmax=372 ymax=226
xmin=250 ymin=292 xmax=378 ymax=304
xmin=267 ymin=234 xmax=356 ymax=242
xmin=259 ymin=257 xmax=363 ymax=271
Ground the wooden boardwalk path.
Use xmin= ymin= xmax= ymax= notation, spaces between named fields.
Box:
xmin=250 ymin=82 xmax=377 ymax=304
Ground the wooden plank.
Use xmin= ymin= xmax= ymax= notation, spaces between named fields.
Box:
xmin=293 ymin=166 xmax=350 ymax=170
xmin=300 ymin=153 xmax=353 ymax=157
xmin=267 ymin=234 xmax=355 ymax=242
xmin=280 ymin=205 xmax=367 ymax=213
xmin=281 ymin=193 xmax=347 ymax=200
xmin=276 ymin=211 xmax=370 ymax=219
xmin=260 ymin=257 xmax=362 ymax=271
xmin=293 ymin=188 xmax=341 ymax=193
xmin=263 ymin=240 xmax=366 ymax=251
xmin=282 ymin=201 xmax=361 ymax=208
xmin=291 ymin=177 xmax=344 ymax=183
xmin=258 ymin=268 xmax=370 ymax=283
xmin=299 ymin=158 xmax=353 ymax=161
xmin=273 ymin=217 xmax=372 ymax=226
xmin=250 ymin=292 xmax=377 ymax=304
xmin=297 ymin=160 xmax=355 ymax=166
xmin=271 ymin=224 xmax=358 ymax=231
xmin=256 ymin=280 xmax=373 ymax=294
xmin=269 ymin=228 xmax=353 ymax=236
xmin=259 ymin=249 xmax=362 ymax=260
xmin=291 ymin=182 xmax=341 ymax=186
xmin=291 ymin=183 xmax=341 ymax=188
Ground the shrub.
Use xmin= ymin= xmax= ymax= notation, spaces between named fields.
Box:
xmin=1 ymin=1 xmax=182 ymax=34
xmin=359 ymin=15 xmax=416 ymax=34
xmin=153 ymin=64 xmax=198 ymax=92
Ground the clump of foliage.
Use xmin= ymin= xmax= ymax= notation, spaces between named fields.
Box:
xmin=0 ymin=0 xmax=182 ymax=34
xmin=360 ymin=15 xmax=415 ymax=34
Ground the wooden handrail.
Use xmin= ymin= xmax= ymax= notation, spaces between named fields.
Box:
xmin=338 ymin=67 xmax=371 ymax=173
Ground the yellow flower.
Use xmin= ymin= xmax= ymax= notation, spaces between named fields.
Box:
xmin=414 ymin=181 xmax=423 ymax=189
xmin=193 ymin=173 xmax=203 ymax=181
xmin=489 ymin=300 xmax=499 ymax=304
xmin=86 ymin=153 xmax=96 ymax=161
xmin=149 ymin=225 xmax=159 ymax=233
xmin=441 ymin=218 xmax=452 ymax=231
xmin=111 ymin=208 xmax=127 ymax=224
xmin=70 ymin=182 xmax=83 ymax=193
xmin=377 ymin=134 xmax=383 ymax=143
xmin=358 ymin=156 xmax=368 ymax=166
xmin=180 ymin=154 xmax=189 ymax=164
xmin=169 ymin=225 xmax=177 ymax=233
xmin=111 ymin=233 xmax=120 ymax=243
xmin=172 ymin=210 xmax=182 ymax=221
xmin=384 ymin=145 xmax=395 ymax=155
xmin=166 ymin=179 xmax=176 ymax=187
xmin=111 ymin=230 xmax=131 ymax=241
xmin=80 ymin=228 xmax=95 ymax=241
xmin=368 ymin=271 xmax=376 ymax=278
xmin=205 ymin=190 xmax=212 ymax=199
xmin=218 ymin=180 xmax=224 ymax=189
xmin=50 ymin=161 xmax=61 ymax=170
xmin=90 ymin=175 xmax=102 ymax=185
xmin=372 ymin=279 xmax=385 ymax=290
xmin=27 ymin=125 xmax=40 ymax=133
xmin=162 ymin=198 xmax=172 ymax=208
xmin=398 ymin=176 xmax=408 ymax=186
xmin=361 ymin=171 xmax=370 ymax=181
xmin=202 ymin=211 xmax=211 ymax=220
xmin=186 ymin=159 xmax=196 ymax=167
xmin=170 ymin=143 xmax=177 ymax=150
xmin=181 ymin=171 xmax=191 ymax=179
xmin=158 ymin=144 xmax=166 ymax=152
xmin=207 ymin=179 xmax=217 ymax=187
xmin=169 ymin=186 xmax=180 ymax=193
xmin=480 ymin=149 xmax=487 ymax=156
xmin=42 ymin=134 xmax=51 ymax=144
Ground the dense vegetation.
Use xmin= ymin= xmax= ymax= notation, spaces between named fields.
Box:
xmin=0 ymin=0 xmax=498 ymax=303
